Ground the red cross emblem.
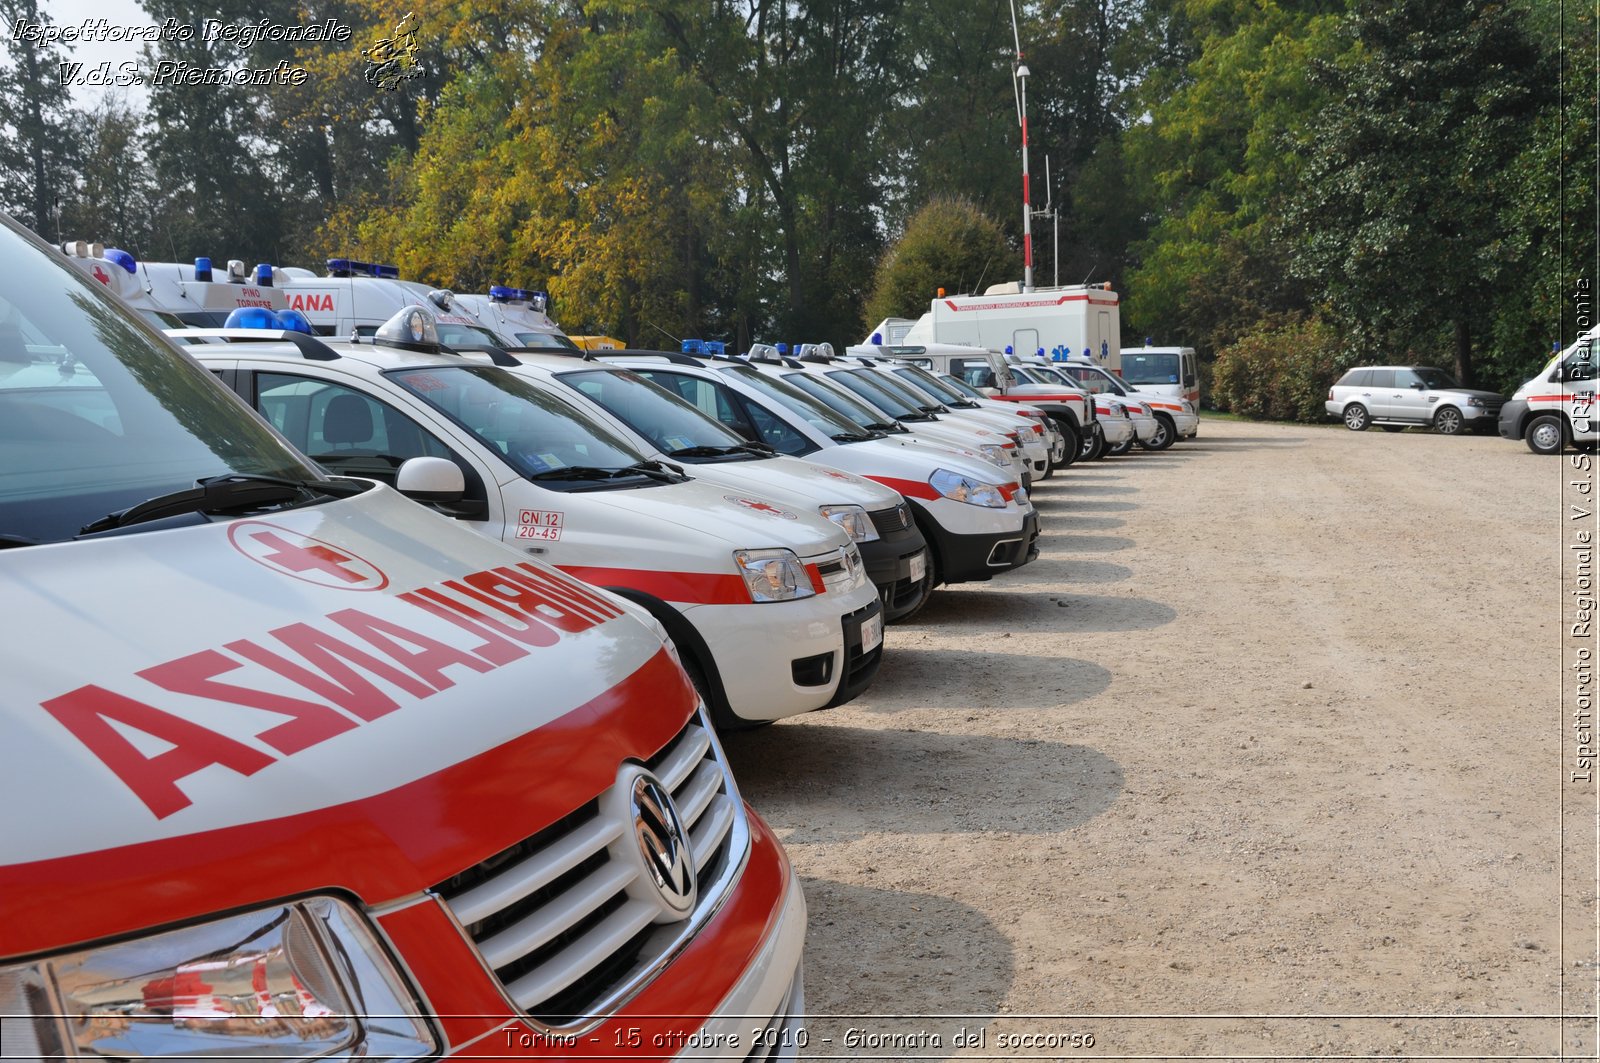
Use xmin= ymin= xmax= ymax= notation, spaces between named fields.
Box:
xmin=92 ymin=265 xmax=110 ymax=285
xmin=227 ymin=521 xmax=388 ymax=590
xmin=723 ymin=495 xmax=797 ymax=518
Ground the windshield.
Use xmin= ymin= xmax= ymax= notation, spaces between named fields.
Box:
xmin=779 ymin=370 xmax=897 ymax=429
xmin=1010 ymin=365 xmax=1048 ymax=384
xmin=387 ymin=364 xmax=652 ymax=485
xmin=514 ymin=330 xmax=582 ymax=352
xmin=939 ymin=373 xmax=988 ymax=401
xmin=554 ymin=367 xmax=751 ymax=457
xmin=1123 ymin=352 xmax=1181 ymax=385
xmin=0 ymin=217 xmax=325 ymax=545
xmin=859 ymin=368 xmax=943 ymax=412
xmin=716 ymin=364 xmax=872 ymax=438
xmin=435 ymin=321 xmax=510 ymax=348
xmin=823 ymin=368 xmax=925 ymax=420
xmin=889 ymin=364 xmax=967 ymax=405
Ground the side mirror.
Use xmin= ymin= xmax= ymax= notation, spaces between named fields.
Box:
xmin=396 ymin=455 xmax=466 ymax=502
xmin=1410 ymin=381 xmax=1424 ymax=390
xmin=1183 ymin=374 xmax=1196 ymax=387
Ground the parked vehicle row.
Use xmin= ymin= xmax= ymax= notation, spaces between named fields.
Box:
xmin=13 ymin=237 xmax=1207 ymax=1058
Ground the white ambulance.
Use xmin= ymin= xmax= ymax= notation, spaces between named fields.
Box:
xmin=869 ymin=280 xmax=1124 ymax=371
xmin=1 ymin=213 xmax=807 ymax=1060
xmin=57 ymin=244 xmax=292 ymax=327
xmin=452 ymin=288 xmax=582 ymax=352
xmin=855 ymin=339 xmax=1097 ymax=465
xmin=479 ymin=352 xmax=936 ymax=623
xmin=1116 ymin=343 xmax=1201 ymax=409
xmin=1499 ymin=328 xmax=1600 ymax=454
xmin=884 ymin=360 xmax=1073 ymax=472
xmin=1005 ymin=359 xmax=1142 ymax=457
xmin=181 ymin=304 xmax=885 ymax=729
xmin=1051 ymin=356 xmax=1200 ymax=447
xmin=600 ymin=351 xmax=1040 ymax=590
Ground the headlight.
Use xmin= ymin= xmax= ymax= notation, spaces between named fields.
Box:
xmin=1465 ymin=396 xmax=1486 ymax=407
xmin=733 ymin=548 xmax=818 ymax=603
xmin=819 ymin=503 xmax=880 ymax=543
xmin=977 ymin=443 xmax=1009 ymax=467
xmin=0 ymin=898 xmax=436 ymax=1060
xmin=929 ymin=468 xmax=1007 ymax=508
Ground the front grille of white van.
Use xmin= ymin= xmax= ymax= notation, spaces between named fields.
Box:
xmin=431 ymin=712 xmax=743 ymax=1027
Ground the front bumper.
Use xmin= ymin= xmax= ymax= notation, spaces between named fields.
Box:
xmin=859 ymin=506 xmax=931 ymax=622
xmin=1131 ymin=416 xmax=1158 ymax=442
xmin=1100 ymin=417 xmax=1134 ymax=444
xmin=1498 ymin=400 xmax=1528 ymax=440
xmin=916 ymin=504 xmax=1040 ymax=584
xmin=691 ymin=579 xmax=883 ymax=722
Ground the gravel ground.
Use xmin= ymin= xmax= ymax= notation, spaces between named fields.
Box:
xmin=721 ymin=419 xmax=1597 ymax=1062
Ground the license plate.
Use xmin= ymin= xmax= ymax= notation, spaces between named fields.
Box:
xmin=860 ymin=613 xmax=884 ymax=653
xmin=909 ymin=550 xmax=928 ymax=583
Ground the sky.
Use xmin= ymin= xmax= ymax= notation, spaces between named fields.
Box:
xmin=41 ymin=0 xmax=156 ymax=107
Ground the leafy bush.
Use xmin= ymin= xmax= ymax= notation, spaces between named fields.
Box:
xmin=862 ymin=198 xmax=1014 ymax=330
xmin=1211 ymin=316 xmax=1354 ymax=422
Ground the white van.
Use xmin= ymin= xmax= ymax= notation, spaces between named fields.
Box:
xmin=1500 ymin=328 xmax=1600 ymax=454
xmin=1116 ymin=343 xmax=1201 ymax=409
xmin=183 ymin=305 xmax=884 ymax=729
xmin=453 ymin=288 xmax=582 ymax=352
xmin=1 ymin=213 xmax=807 ymax=1059
xmin=57 ymin=244 xmax=292 ymax=327
xmin=867 ymin=280 xmax=1123 ymax=371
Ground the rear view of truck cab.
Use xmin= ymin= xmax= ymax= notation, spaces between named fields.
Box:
xmin=0 ymin=214 xmax=805 ymax=1059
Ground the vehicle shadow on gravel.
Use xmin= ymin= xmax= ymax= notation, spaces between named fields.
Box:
xmin=1174 ymin=434 xmax=1310 ymax=447
xmin=799 ymin=877 xmax=1015 ymax=1056
xmin=858 ymin=646 xmax=1112 ymax=710
xmin=723 ymin=723 xmax=1124 ymax=839
xmin=1043 ymin=498 xmax=1140 ymax=513
xmin=1033 ymin=530 xmax=1136 ymax=552
xmin=1047 ymin=513 xmax=1127 ymax=531
xmin=910 ymin=583 xmax=1175 ymax=631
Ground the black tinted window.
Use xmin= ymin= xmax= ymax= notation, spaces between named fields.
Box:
xmin=1367 ymin=370 xmax=1394 ymax=388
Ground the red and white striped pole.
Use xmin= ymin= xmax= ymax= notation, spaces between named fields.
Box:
xmin=1009 ymin=0 xmax=1034 ymax=292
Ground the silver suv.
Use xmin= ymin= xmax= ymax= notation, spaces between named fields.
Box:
xmin=1325 ymin=366 xmax=1505 ymax=434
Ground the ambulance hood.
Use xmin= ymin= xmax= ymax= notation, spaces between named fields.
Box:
xmin=0 ymin=486 xmax=688 ymax=952
xmin=558 ymin=474 xmax=854 ymax=554
xmin=672 ymin=455 xmax=903 ymax=511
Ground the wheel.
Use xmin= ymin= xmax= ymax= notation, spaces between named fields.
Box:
xmin=1106 ymin=435 xmax=1133 ymax=456
xmin=1053 ymin=419 xmax=1080 ymax=469
xmin=1526 ymin=413 xmax=1567 ymax=455
xmin=1080 ymin=427 xmax=1105 ymax=462
xmin=1432 ymin=406 xmax=1464 ymax=435
xmin=1343 ymin=403 xmax=1371 ymax=431
xmin=1381 ymin=425 xmax=1406 ymax=433
xmin=1137 ymin=414 xmax=1175 ymax=451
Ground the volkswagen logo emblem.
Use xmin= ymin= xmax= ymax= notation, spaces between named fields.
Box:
xmin=630 ymin=774 xmax=696 ymax=917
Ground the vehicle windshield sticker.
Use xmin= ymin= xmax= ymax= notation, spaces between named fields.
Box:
xmin=537 ymin=452 xmax=564 ymax=469
xmin=407 ymin=373 xmax=447 ymax=393
xmin=663 ymin=435 xmax=693 ymax=451
xmin=723 ymin=495 xmax=797 ymax=519
xmin=516 ymin=510 xmax=564 ymax=541
xmin=1169 ymin=375 xmax=1179 ymax=382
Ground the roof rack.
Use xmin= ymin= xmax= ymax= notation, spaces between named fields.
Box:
xmin=163 ymin=328 xmax=340 ymax=361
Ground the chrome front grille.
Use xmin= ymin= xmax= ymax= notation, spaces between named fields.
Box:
xmin=869 ymin=503 xmax=912 ymax=535
xmin=433 ymin=712 xmax=742 ymax=1027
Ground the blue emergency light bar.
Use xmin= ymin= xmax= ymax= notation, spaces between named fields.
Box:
xmin=703 ymin=341 xmax=726 ymax=356
xmin=681 ymin=339 xmax=704 ymax=354
xmin=224 ymin=307 xmax=316 ymax=334
xmin=326 ymin=258 xmax=402 ymax=279
xmin=194 ymin=257 xmax=213 ymax=282
xmin=104 ymin=248 xmax=137 ymax=274
xmin=488 ymin=285 xmax=550 ymax=311
xmin=255 ymin=263 xmax=274 ymax=286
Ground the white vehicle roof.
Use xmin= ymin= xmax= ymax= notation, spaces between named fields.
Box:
xmin=57 ymin=244 xmax=291 ymax=326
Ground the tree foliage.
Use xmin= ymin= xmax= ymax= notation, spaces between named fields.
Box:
xmin=862 ymin=197 xmax=1013 ymax=330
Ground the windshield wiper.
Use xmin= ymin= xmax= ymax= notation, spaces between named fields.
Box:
xmin=666 ymin=444 xmax=746 ymax=458
xmin=624 ymin=459 xmax=688 ymax=483
xmin=830 ymin=431 xmax=880 ymax=443
xmin=0 ymin=534 xmax=40 ymax=550
xmin=528 ymin=465 xmax=629 ymax=481
xmin=78 ymin=474 xmax=362 ymax=536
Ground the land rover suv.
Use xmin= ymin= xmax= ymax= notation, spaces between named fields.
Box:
xmin=1325 ymin=366 xmax=1505 ymax=434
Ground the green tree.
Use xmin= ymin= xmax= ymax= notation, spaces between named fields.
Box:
xmin=56 ymin=97 xmax=156 ymax=253
xmin=1288 ymin=0 xmax=1550 ymax=386
xmin=0 ymin=0 xmax=78 ymax=235
xmin=862 ymin=197 xmax=1013 ymax=328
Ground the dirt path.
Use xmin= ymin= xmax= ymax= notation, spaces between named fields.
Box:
xmin=722 ymin=420 xmax=1595 ymax=1061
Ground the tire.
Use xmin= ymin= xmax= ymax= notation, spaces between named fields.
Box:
xmin=1106 ymin=435 xmax=1134 ymax=456
xmin=1080 ymin=427 xmax=1106 ymax=462
xmin=1053 ymin=418 xmax=1080 ymax=469
xmin=1432 ymin=406 xmax=1464 ymax=435
xmin=1343 ymin=403 xmax=1371 ymax=431
xmin=1381 ymin=425 xmax=1406 ymax=433
xmin=1526 ymin=413 xmax=1567 ymax=455
xmin=1137 ymin=414 xmax=1175 ymax=451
